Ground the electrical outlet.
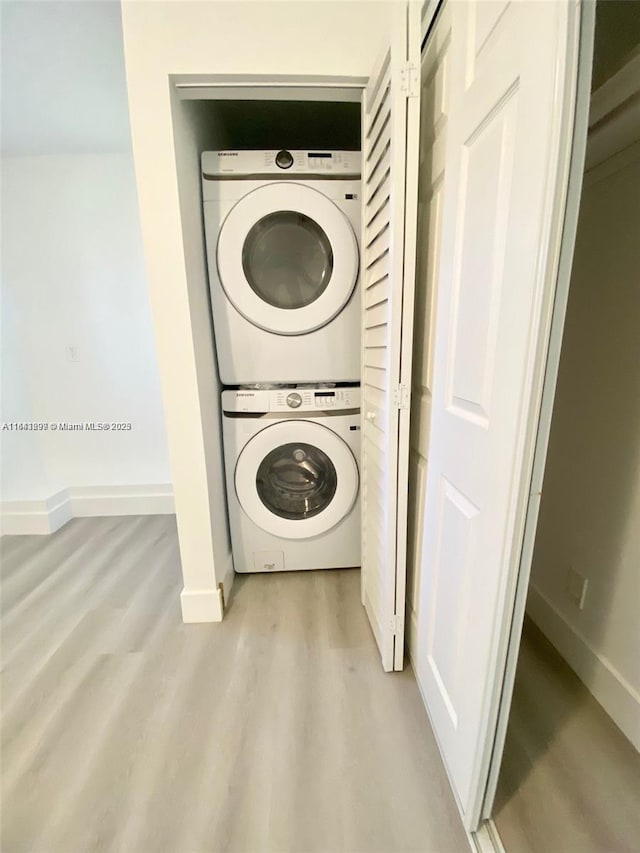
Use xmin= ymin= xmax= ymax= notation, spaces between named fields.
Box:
xmin=567 ymin=567 xmax=588 ymax=610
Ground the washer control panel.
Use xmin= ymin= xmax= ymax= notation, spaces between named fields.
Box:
xmin=223 ymin=385 xmax=360 ymax=413
xmin=286 ymin=392 xmax=303 ymax=409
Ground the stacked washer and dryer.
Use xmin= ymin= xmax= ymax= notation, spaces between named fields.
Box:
xmin=202 ymin=149 xmax=362 ymax=573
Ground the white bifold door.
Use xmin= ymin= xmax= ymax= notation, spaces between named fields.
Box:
xmin=361 ymin=0 xmax=584 ymax=831
xmin=414 ymin=0 xmax=582 ymax=830
xmin=360 ymin=2 xmax=420 ymax=672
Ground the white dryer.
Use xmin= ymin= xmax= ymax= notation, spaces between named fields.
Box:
xmin=222 ymin=384 xmax=360 ymax=573
xmin=202 ymin=149 xmax=361 ymax=385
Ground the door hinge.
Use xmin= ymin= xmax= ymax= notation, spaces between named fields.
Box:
xmin=390 ymin=614 xmax=404 ymax=635
xmin=392 ymin=383 xmax=411 ymax=410
xmin=399 ymin=61 xmax=419 ymax=99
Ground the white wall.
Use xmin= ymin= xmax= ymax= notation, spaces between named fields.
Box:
xmin=1 ymin=0 xmax=172 ymax=529
xmin=1 ymin=153 xmax=171 ymax=502
xmin=1 ymin=282 xmax=48 ymax=499
xmin=120 ymin=0 xmax=392 ymax=620
xmin=1 ymin=0 xmax=132 ymax=155
xmin=122 ymin=1 xmax=392 ymax=82
xmin=527 ymin=141 xmax=640 ymax=750
xmin=170 ymin=97 xmax=234 ymax=614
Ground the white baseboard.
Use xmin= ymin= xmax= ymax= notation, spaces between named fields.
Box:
xmin=179 ymin=551 xmax=234 ymax=624
xmin=0 ymin=484 xmax=174 ymax=536
xmin=68 ymin=484 xmax=174 ymax=517
xmin=180 ymin=586 xmax=224 ymax=623
xmin=527 ymin=584 xmax=640 ymax=751
xmin=0 ymin=489 xmax=72 ymax=535
xmin=220 ymin=550 xmax=235 ymax=608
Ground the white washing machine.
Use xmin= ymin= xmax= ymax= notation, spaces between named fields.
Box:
xmin=222 ymin=384 xmax=361 ymax=573
xmin=202 ymin=149 xmax=361 ymax=385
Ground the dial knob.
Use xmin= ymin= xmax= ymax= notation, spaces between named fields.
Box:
xmin=286 ymin=392 xmax=302 ymax=409
xmin=275 ymin=149 xmax=294 ymax=170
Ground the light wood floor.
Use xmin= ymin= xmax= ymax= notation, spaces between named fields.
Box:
xmin=493 ymin=618 xmax=640 ymax=853
xmin=1 ymin=515 xmax=468 ymax=853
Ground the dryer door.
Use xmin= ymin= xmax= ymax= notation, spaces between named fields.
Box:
xmin=217 ymin=183 xmax=359 ymax=335
xmin=235 ymin=420 xmax=359 ymax=539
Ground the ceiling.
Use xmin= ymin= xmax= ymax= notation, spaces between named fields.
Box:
xmin=1 ymin=0 xmax=132 ymax=155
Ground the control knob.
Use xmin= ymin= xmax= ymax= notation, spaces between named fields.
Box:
xmin=275 ymin=149 xmax=294 ymax=169
xmin=286 ymin=392 xmax=302 ymax=409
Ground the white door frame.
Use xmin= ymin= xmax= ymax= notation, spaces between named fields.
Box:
xmin=171 ymin=75 xmax=367 ymax=103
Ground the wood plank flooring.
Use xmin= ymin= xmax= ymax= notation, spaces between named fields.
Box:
xmin=493 ymin=618 xmax=640 ymax=853
xmin=1 ymin=515 xmax=468 ymax=853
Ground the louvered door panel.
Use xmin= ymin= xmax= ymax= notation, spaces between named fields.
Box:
xmin=361 ymin=2 xmax=420 ymax=672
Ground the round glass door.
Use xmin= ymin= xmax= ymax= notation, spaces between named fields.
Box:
xmin=217 ymin=183 xmax=359 ymax=336
xmin=256 ymin=442 xmax=337 ymax=519
xmin=235 ymin=420 xmax=359 ymax=539
xmin=242 ymin=212 xmax=333 ymax=310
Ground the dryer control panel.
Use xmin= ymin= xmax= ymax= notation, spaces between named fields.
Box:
xmin=223 ymin=385 xmax=360 ymax=413
xmin=202 ymin=149 xmax=361 ymax=178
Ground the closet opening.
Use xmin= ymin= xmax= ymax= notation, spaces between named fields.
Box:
xmin=167 ymin=81 xmax=365 ymax=607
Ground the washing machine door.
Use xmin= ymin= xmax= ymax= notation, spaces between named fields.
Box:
xmin=217 ymin=183 xmax=359 ymax=335
xmin=235 ymin=420 xmax=359 ymax=539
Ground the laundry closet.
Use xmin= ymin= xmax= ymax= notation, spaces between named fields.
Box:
xmin=169 ymin=91 xmax=367 ymax=578
xmin=179 ymin=97 xmax=364 ymax=578
xmin=123 ymin=0 xmax=594 ymax=837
